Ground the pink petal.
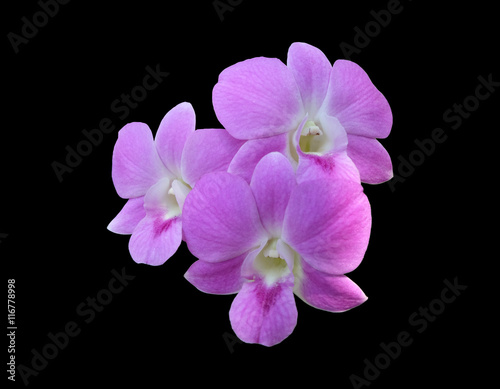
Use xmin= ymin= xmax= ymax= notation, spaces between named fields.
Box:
xmin=155 ymin=102 xmax=196 ymax=178
xmin=282 ymin=178 xmax=371 ymax=275
xmin=250 ymin=152 xmax=296 ymax=237
xmin=228 ymin=133 xmax=289 ymax=184
xmin=183 ymin=172 xmax=267 ymax=263
xmin=296 ymin=151 xmax=360 ymax=185
xmin=324 ymin=60 xmax=392 ymax=139
xmin=213 ymin=57 xmax=304 ymax=140
xmin=128 ymin=178 xmax=182 ymax=265
xmin=229 ymin=273 xmax=297 ymax=347
xmin=184 ymin=253 xmax=247 ymax=295
xmin=286 ymin=42 xmax=332 ymax=118
xmin=112 ymin=122 xmax=171 ymax=198
xmin=107 ymin=196 xmax=146 ymax=235
xmin=181 ymin=128 xmax=244 ymax=187
xmin=346 ymin=134 xmax=393 ymax=184
xmin=128 ymin=216 xmax=182 ymax=266
xmin=294 ymin=257 xmax=367 ymax=312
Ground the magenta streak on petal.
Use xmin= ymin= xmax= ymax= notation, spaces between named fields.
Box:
xmin=254 ymin=277 xmax=281 ymax=315
xmin=153 ymin=216 xmax=177 ymax=238
xmin=128 ymin=215 xmax=182 ymax=266
xmin=229 ymin=272 xmax=297 ymax=346
xmin=307 ymin=154 xmax=334 ymax=172
xmin=295 ymin=153 xmax=336 ymax=186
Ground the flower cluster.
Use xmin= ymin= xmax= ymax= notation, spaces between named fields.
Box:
xmin=108 ymin=42 xmax=392 ymax=346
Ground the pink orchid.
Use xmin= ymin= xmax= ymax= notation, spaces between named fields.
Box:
xmin=183 ymin=152 xmax=371 ymax=346
xmin=108 ymin=102 xmax=244 ymax=265
xmin=213 ymin=42 xmax=393 ymax=184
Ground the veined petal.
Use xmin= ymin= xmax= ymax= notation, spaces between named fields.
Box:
xmin=250 ymin=152 xmax=296 ymax=237
xmin=296 ymin=151 xmax=361 ymax=185
xmin=282 ymin=178 xmax=371 ymax=275
xmin=128 ymin=216 xmax=182 ymax=266
xmin=287 ymin=42 xmax=332 ymax=118
xmin=111 ymin=122 xmax=171 ymax=198
xmin=184 ymin=253 xmax=247 ymax=295
xmin=155 ymin=102 xmax=196 ymax=178
xmin=294 ymin=257 xmax=367 ymax=312
xmin=347 ymin=134 xmax=393 ymax=184
xmin=128 ymin=178 xmax=183 ymax=265
xmin=183 ymin=172 xmax=267 ymax=263
xmin=323 ymin=60 xmax=392 ymax=139
xmin=181 ymin=128 xmax=244 ymax=187
xmin=228 ymin=133 xmax=289 ymax=184
xmin=213 ymin=57 xmax=304 ymax=140
xmin=229 ymin=273 xmax=297 ymax=347
xmin=107 ymin=196 xmax=146 ymax=235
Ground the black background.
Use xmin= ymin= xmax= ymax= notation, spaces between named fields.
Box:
xmin=3 ymin=0 xmax=496 ymax=387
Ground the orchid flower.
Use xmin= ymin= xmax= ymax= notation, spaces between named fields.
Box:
xmin=183 ymin=152 xmax=371 ymax=346
xmin=108 ymin=102 xmax=243 ymax=265
xmin=213 ymin=42 xmax=393 ymax=184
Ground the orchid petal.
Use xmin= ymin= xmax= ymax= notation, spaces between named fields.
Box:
xmin=324 ymin=60 xmax=392 ymax=139
xmin=181 ymin=128 xmax=244 ymax=187
xmin=282 ymin=178 xmax=371 ymax=275
xmin=183 ymin=172 xmax=267 ymax=263
xmin=184 ymin=253 xmax=247 ymax=295
xmin=107 ymin=196 xmax=146 ymax=235
xmin=346 ymin=134 xmax=393 ymax=184
xmin=228 ymin=133 xmax=289 ymax=184
xmin=294 ymin=257 xmax=367 ymax=312
xmin=213 ymin=57 xmax=304 ymax=140
xmin=296 ymin=151 xmax=360 ymax=185
xmin=128 ymin=178 xmax=182 ymax=265
xmin=229 ymin=273 xmax=297 ymax=347
xmin=155 ymin=102 xmax=196 ymax=178
xmin=111 ymin=123 xmax=170 ymax=198
xmin=287 ymin=42 xmax=332 ymax=119
xmin=250 ymin=152 xmax=296 ymax=237
xmin=128 ymin=216 xmax=182 ymax=266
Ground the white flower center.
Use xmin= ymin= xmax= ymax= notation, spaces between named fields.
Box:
xmin=253 ymin=239 xmax=293 ymax=285
xmin=164 ymin=179 xmax=191 ymax=219
xmin=301 ymin=120 xmax=323 ymax=136
xmin=298 ymin=120 xmax=333 ymax=155
xmin=289 ymin=114 xmax=347 ymax=161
